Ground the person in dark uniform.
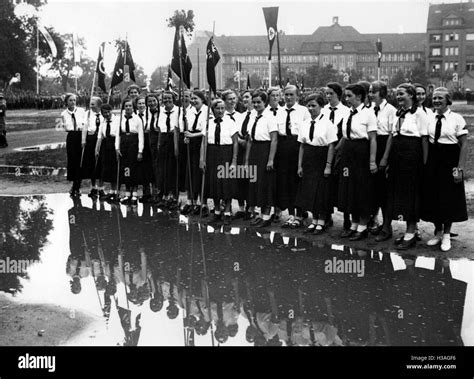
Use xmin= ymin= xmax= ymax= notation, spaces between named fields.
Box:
xmin=145 ymin=93 xmax=161 ymax=203
xmin=367 ymin=81 xmax=397 ymax=241
xmin=115 ymin=98 xmax=144 ymax=204
xmin=95 ymin=103 xmax=119 ymax=202
xmin=82 ymin=96 xmax=104 ymax=198
xmin=61 ymin=93 xmax=86 ymax=197
xmin=422 ymin=87 xmax=468 ymax=252
xmin=204 ymin=99 xmax=239 ymax=225
xmin=0 ymin=93 xmax=7 ymax=148
xmin=296 ymin=93 xmax=337 ymax=235
xmin=244 ymin=91 xmax=278 ymax=228
xmin=337 ymin=84 xmax=378 ymax=241
xmin=382 ymin=83 xmax=429 ymax=250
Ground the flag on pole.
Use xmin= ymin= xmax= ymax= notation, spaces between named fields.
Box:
xmin=206 ymin=36 xmax=220 ymax=96
xmin=110 ymin=41 xmax=136 ymax=88
xmin=166 ymin=65 xmax=174 ymax=90
xmin=376 ymin=39 xmax=383 ymax=68
xmin=171 ymin=27 xmax=192 ymax=89
xmin=262 ymin=7 xmax=279 ymax=61
xmin=110 ymin=44 xmax=124 ymax=88
xmin=38 ymin=23 xmax=57 ymax=58
xmin=72 ymin=33 xmax=80 ymax=63
xmin=96 ymin=43 xmax=107 ymax=93
xmin=246 ymin=73 xmax=251 ymax=90
xmin=124 ymin=41 xmax=136 ymax=83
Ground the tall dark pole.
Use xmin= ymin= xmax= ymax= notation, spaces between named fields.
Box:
xmin=197 ymin=48 xmax=200 ymax=89
xmin=276 ymin=30 xmax=282 ymax=88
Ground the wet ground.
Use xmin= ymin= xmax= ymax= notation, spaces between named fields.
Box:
xmin=0 ymin=194 xmax=473 ymax=346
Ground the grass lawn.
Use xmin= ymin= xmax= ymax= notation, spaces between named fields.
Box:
xmin=6 ymin=110 xmax=62 ymax=132
xmin=4 ymin=147 xmax=67 ymax=168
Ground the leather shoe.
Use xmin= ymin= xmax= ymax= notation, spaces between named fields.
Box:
xmin=375 ymin=230 xmax=392 ymax=242
xmin=223 ymin=215 xmax=232 ymax=225
xmin=233 ymin=211 xmax=246 ymax=219
xmin=349 ymin=229 xmax=368 ymax=241
xmin=396 ymin=237 xmax=416 ymax=250
xmin=341 ymin=229 xmax=355 ymax=238
xmin=258 ymin=219 xmax=272 ymax=228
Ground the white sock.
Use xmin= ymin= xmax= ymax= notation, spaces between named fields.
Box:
xmin=132 ymin=192 xmax=138 ymax=198
xmin=262 ymin=214 xmax=271 ymax=221
xmin=350 ymin=223 xmax=358 ymax=231
xmin=239 ymin=205 xmax=245 ymax=212
xmin=186 ymin=199 xmax=192 ymax=205
xmin=224 ymin=211 xmax=231 ymax=216
xmin=357 ymin=225 xmax=367 ymax=232
xmin=215 ymin=210 xmax=221 ymax=215
xmin=442 ymin=233 xmax=450 ymax=240
xmin=126 ymin=192 xmax=131 ymax=197
xmin=404 ymin=233 xmax=415 ymax=241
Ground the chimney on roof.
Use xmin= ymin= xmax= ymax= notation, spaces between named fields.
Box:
xmin=333 ymin=16 xmax=339 ymax=25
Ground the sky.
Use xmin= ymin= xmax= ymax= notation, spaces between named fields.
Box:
xmin=15 ymin=0 xmax=467 ymax=76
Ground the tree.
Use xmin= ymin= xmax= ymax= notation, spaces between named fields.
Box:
xmin=304 ymin=64 xmax=343 ymax=88
xmin=166 ymin=9 xmax=195 ymax=37
xmin=409 ymin=59 xmax=428 ymax=85
xmin=150 ymin=66 xmax=168 ymax=90
xmin=390 ymin=69 xmax=407 ymax=88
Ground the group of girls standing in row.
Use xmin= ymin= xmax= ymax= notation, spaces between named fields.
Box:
xmin=61 ymin=81 xmax=468 ymax=251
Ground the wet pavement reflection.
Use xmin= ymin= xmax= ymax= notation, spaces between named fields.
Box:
xmin=0 ymin=194 xmax=473 ymax=346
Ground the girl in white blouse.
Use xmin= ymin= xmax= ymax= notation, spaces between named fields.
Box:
xmin=115 ymin=98 xmax=144 ymax=204
xmin=61 ymin=93 xmax=86 ymax=197
xmin=421 ymin=87 xmax=468 ymax=251
xmin=296 ymin=93 xmax=337 ymax=235
xmin=383 ymin=83 xmax=429 ymax=250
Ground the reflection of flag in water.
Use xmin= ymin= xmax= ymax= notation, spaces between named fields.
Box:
xmin=262 ymin=7 xmax=279 ymax=61
xmin=206 ymin=36 xmax=220 ymax=95
xmin=38 ymin=23 xmax=57 ymax=58
xmin=95 ymin=43 xmax=107 ymax=93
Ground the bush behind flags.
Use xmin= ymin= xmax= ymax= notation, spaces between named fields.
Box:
xmin=171 ymin=27 xmax=192 ymax=89
xmin=206 ymin=36 xmax=220 ymax=95
xmin=111 ymin=41 xmax=136 ymax=88
xmin=262 ymin=7 xmax=279 ymax=61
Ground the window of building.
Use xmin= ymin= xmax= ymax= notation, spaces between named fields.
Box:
xmin=454 ymin=61 xmax=458 ymax=71
xmin=348 ymin=55 xmax=353 ymax=63
xmin=339 ymin=55 xmax=345 ymax=66
xmin=467 ymin=33 xmax=474 ymax=40
xmin=332 ymin=55 xmax=337 ymax=65
xmin=431 ymin=48 xmax=441 ymax=56
xmin=432 ymin=63 xmax=441 ymax=72
xmin=445 ymin=33 xmax=459 ymax=41
xmin=467 ymin=62 xmax=474 ymax=71
xmin=323 ymin=56 xmax=329 ymax=66
xmin=430 ymin=34 xmax=442 ymax=42
xmin=333 ymin=43 xmax=343 ymax=50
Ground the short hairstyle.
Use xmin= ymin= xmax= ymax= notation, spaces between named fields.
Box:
xmin=211 ymin=98 xmax=225 ymax=110
xmin=413 ymin=83 xmax=427 ymax=93
xmin=306 ymin=92 xmax=327 ymax=107
xmin=221 ymin=89 xmax=237 ymax=101
xmin=326 ymin=82 xmax=343 ymax=99
xmin=357 ymin=81 xmax=371 ymax=96
xmin=267 ymin=87 xmax=281 ymax=97
xmin=433 ymin=87 xmax=452 ymax=106
xmin=127 ymin=84 xmax=140 ymax=94
xmin=100 ymin=103 xmax=112 ymax=112
xmin=136 ymin=95 xmax=147 ymax=104
xmin=192 ymin=90 xmax=207 ymax=105
xmin=251 ymin=90 xmax=268 ymax=104
xmin=370 ymin=80 xmax=388 ymax=98
xmin=121 ymin=97 xmax=134 ymax=109
xmin=345 ymin=83 xmax=366 ymax=103
xmin=64 ymin=93 xmax=76 ymax=104
xmin=284 ymin=84 xmax=298 ymax=95
xmin=397 ymin=83 xmax=418 ymax=107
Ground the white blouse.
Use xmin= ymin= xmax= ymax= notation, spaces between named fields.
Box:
xmin=322 ymin=102 xmax=351 ymax=129
xmin=61 ymin=107 xmax=86 ymax=132
xmin=298 ymin=114 xmax=338 ymax=147
xmin=237 ymin=109 xmax=257 ymax=138
xmin=341 ymin=104 xmax=378 ymax=140
xmin=428 ymin=108 xmax=468 ymax=144
xmin=142 ymin=108 xmax=160 ymax=132
xmin=187 ymin=105 xmax=209 ymax=133
xmin=97 ymin=114 xmax=120 ymax=139
xmin=115 ymin=113 xmax=144 ymax=153
xmin=207 ymin=116 xmax=239 ymax=145
xmin=277 ymin=103 xmax=311 ymax=137
xmin=248 ymin=113 xmax=278 ymax=142
xmin=392 ymin=107 xmax=429 ymax=138
xmin=84 ymin=111 xmax=104 ymax=135
xmin=371 ymin=100 xmax=397 ymax=136
xmin=157 ymin=105 xmax=184 ymax=133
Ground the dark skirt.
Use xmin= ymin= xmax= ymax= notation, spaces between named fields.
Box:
xmin=374 ymin=134 xmax=389 ymax=211
xmin=81 ymin=134 xmax=101 ymax=180
xmin=421 ymin=143 xmax=467 ymax=223
xmin=119 ymin=133 xmax=143 ymax=187
xmin=295 ymin=145 xmax=332 ymax=216
xmin=330 ymin=141 xmax=343 ymax=209
xmin=185 ymin=135 xmax=203 ymax=200
xmin=337 ymin=139 xmax=375 ymax=216
xmin=177 ymin=133 xmax=187 ymax=193
xmin=141 ymin=133 xmax=154 ymax=185
xmin=248 ymin=141 xmax=275 ymax=207
xmin=386 ymin=136 xmax=423 ymax=222
xmin=235 ymin=141 xmax=249 ymax=203
xmin=66 ymin=131 xmax=82 ymax=182
xmin=149 ymin=131 xmax=159 ymax=188
xmin=157 ymin=132 xmax=177 ymax=195
xmin=100 ymin=136 xmax=117 ymax=184
xmin=204 ymin=144 xmax=236 ymax=201
xmin=275 ymin=135 xmax=300 ymax=210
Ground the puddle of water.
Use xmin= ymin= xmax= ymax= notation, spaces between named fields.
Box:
xmin=0 ymin=194 xmax=472 ymax=346
xmin=14 ymin=142 xmax=66 ymax=152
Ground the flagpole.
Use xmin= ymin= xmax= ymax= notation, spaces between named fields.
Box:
xmin=276 ymin=30 xmax=282 ymax=88
xmin=36 ymin=22 xmax=39 ymax=95
xmin=268 ymin=59 xmax=272 ymax=88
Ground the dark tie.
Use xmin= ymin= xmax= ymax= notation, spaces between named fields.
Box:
xmin=192 ymin=111 xmax=201 ymax=132
xmin=434 ymin=114 xmax=443 ymax=144
xmin=329 ymin=107 xmax=337 ymax=124
xmin=106 ymin=119 xmax=111 ymax=137
xmin=251 ymin=115 xmax=262 ymax=141
xmin=241 ymin=111 xmax=251 ymax=137
xmin=228 ymin=112 xmax=235 ymax=122
xmin=95 ymin=114 xmax=100 ymax=134
xmin=138 ymin=114 xmax=144 ymax=129
xmin=396 ymin=108 xmax=409 ymax=132
xmin=150 ymin=111 xmax=156 ymax=132
xmin=285 ymin=108 xmax=294 ymax=136
xmin=214 ymin=118 xmax=222 ymax=145
xmin=346 ymin=109 xmax=358 ymax=140
xmin=71 ymin=113 xmax=77 ymax=131
xmin=374 ymin=105 xmax=380 ymax=117
xmin=125 ymin=115 xmax=131 ymax=134
xmin=166 ymin=111 xmax=171 ymax=133
xmin=270 ymin=107 xmax=278 ymax=116
xmin=309 ymin=120 xmax=316 ymax=141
